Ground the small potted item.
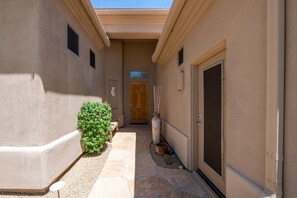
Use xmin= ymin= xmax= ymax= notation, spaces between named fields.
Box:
xmin=155 ymin=143 xmax=167 ymax=155
xmin=152 ymin=86 xmax=161 ymax=144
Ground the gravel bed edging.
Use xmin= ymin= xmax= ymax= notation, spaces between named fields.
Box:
xmin=149 ymin=139 xmax=184 ymax=169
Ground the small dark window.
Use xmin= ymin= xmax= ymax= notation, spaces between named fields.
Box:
xmin=90 ymin=49 xmax=95 ymax=68
xmin=67 ymin=25 xmax=79 ymax=55
xmin=178 ymin=47 xmax=183 ymax=65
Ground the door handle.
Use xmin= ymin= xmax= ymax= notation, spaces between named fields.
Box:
xmin=196 ymin=121 xmax=202 ymax=126
xmin=196 ymin=113 xmax=202 ymax=126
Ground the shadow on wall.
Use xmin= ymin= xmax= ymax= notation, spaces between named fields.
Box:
xmin=0 ymin=0 xmax=105 ymax=96
xmin=0 ymin=72 xmax=105 ymax=146
xmin=0 ymin=0 xmax=107 ymax=192
xmin=0 ymin=0 xmax=108 ymax=147
xmin=0 ymin=38 xmax=106 ymax=146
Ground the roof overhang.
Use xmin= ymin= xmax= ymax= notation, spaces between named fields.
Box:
xmin=152 ymin=0 xmax=215 ymax=64
xmin=95 ymin=9 xmax=169 ymax=39
xmin=62 ymin=0 xmax=110 ymax=49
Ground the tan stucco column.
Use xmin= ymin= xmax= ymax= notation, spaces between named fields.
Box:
xmin=264 ymin=0 xmax=285 ymax=197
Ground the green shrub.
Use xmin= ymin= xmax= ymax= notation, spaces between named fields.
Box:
xmin=77 ymin=101 xmax=112 ymax=154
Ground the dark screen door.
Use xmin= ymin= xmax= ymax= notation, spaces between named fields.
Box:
xmin=203 ymin=63 xmax=222 ymax=176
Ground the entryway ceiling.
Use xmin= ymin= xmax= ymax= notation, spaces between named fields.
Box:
xmin=95 ymin=9 xmax=169 ymax=39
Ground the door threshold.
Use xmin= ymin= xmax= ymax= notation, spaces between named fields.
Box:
xmin=130 ymin=123 xmax=148 ymax=125
xmin=197 ymin=169 xmax=225 ymax=198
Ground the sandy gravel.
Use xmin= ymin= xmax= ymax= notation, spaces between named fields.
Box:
xmin=1 ymin=145 xmax=111 ymax=198
xmin=149 ymin=140 xmax=183 ymax=169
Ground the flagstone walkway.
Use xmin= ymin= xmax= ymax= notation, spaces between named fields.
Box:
xmin=88 ymin=126 xmax=216 ymax=198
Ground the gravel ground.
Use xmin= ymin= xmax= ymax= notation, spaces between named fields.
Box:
xmin=0 ymin=144 xmax=111 ymax=198
xmin=149 ymin=139 xmax=183 ymax=169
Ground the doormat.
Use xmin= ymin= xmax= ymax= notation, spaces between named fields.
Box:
xmin=149 ymin=137 xmax=184 ymax=169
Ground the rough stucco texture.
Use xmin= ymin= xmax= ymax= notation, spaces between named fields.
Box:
xmin=0 ymin=0 xmax=105 ymax=190
xmin=0 ymin=0 xmax=43 ymax=146
xmin=0 ymin=0 xmax=105 ymax=147
xmin=123 ymin=41 xmax=156 ymax=125
xmin=104 ymin=40 xmax=123 ymax=117
xmin=284 ymin=0 xmax=297 ymax=197
xmin=157 ymin=0 xmax=266 ymax=189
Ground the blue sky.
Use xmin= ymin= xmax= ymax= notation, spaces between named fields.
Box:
xmin=90 ymin=0 xmax=173 ymax=9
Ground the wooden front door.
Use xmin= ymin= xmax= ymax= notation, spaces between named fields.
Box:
xmin=130 ymin=82 xmax=148 ymax=124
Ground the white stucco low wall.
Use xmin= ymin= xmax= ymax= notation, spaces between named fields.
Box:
xmin=161 ymin=119 xmax=189 ymax=168
xmin=0 ymin=130 xmax=83 ymax=191
xmin=0 ymin=0 xmax=104 ymax=191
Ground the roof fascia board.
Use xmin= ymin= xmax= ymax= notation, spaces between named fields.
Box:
xmin=96 ymin=9 xmax=169 ymax=26
xmin=152 ymin=0 xmax=214 ymax=65
xmin=63 ymin=0 xmax=110 ymax=49
xmin=152 ymin=0 xmax=185 ymax=63
xmin=96 ymin=9 xmax=170 ymax=16
xmin=95 ymin=8 xmax=169 ymax=40
xmin=81 ymin=0 xmax=110 ymax=47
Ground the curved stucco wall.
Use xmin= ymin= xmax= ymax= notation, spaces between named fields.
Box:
xmin=0 ymin=0 xmax=105 ymax=191
xmin=156 ymin=0 xmax=266 ymax=195
xmin=37 ymin=0 xmax=105 ymax=145
xmin=0 ymin=0 xmax=44 ymax=147
xmin=0 ymin=131 xmax=82 ymax=191
xmin=0 ymin=0 xmax=105 ymax=147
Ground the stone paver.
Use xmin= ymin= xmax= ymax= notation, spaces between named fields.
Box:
xmin=88 ymin=177 xmax=130 ymax=198
xmin=99 ymin=160 xmax=124 ymax=177
xmin=88 ymin=126 xmax=216 ymax=198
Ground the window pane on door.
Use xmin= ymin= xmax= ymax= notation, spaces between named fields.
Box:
xmin=203 ymin=63 xmax=222 ymax=176
xmin=130 ymin=71 xmax=148 ymax=79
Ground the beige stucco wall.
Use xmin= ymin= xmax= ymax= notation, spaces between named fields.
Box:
xmin=0 ymin=0 xmax=105 ymax=146
xmin=0 ymin=0 xmax=105 ymax=190
xmin=38 ymin=0 xmax=105 ymax=145
xmin=0 ymin=0 xmax=43 ymax=146
xmin=104 ymin=40 xmax=124 ymax=124
xmin=156 ymin=0 xmax=267 ymax=196
xmin=284 ymin=0 xmax=297 ymax=197
xmin=104 ymin=39 xmax=157 ymax=126
xmin=123 ymin=40 xmax=157 ymax=125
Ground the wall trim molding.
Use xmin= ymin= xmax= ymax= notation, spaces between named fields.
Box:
xmin=161 ymin=118 xmax=189 ymax=139
xmin=191 ymin=40 xmax=226 ymax=66
xmin=95 ymin=9 xmax=169 ymax=25
xmin=81 ymin=0 xmax=110 ymax=47
xmin=95 ymin=9 xmax=168 ymax=39
xmin=62 ymin=0 xmax=110 ymax=49
xmin=152 ymin=0 xmax=214 ymax=65
xmin=152 ymin=0 xmax=185 ymax=63
xmin=264 ymin=0 xmax=285 ymax=196
xmin=161 ymin=119 xmax=189 ymax=168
